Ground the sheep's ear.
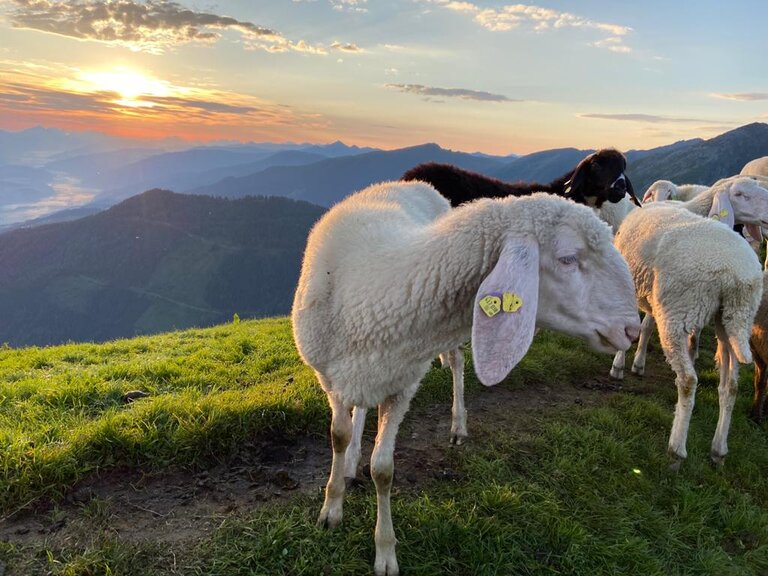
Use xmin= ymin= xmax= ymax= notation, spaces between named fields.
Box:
xmin=565 ymin=154 xmax=593 ymax=199
xmin=471 ymin=237 xmax=539 ymax=386
xmin=709 ymin=190 xmax=735 ymax=228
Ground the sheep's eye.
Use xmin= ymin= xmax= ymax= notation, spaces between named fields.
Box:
xmin=558 ymin=255 xmax=578 ymax=266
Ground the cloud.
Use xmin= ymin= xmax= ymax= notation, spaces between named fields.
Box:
xmin=423 ymin=1 xmax=633 ymax=53
xmin=0 ymin=63 xmax=330 ymax=139
xmin=331 ymin=0 xmax=368 ymax=12
xmin=5 ymin=0 xmax=353 ymax=55
xmin=579 ymin=113 xmax=715 ymax=124
xmin=711 ymin=92 xmax=768 ymax=101
xmin=386 ymin=83 xmax=519 ymax=102
xmin=330 ymin=41 xmax=363 ymax=52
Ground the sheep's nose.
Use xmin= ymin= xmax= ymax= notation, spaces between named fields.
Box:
xmin=625 ymin=323 xmax=641 ymax=342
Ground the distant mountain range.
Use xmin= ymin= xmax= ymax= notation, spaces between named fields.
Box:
xmin=626 ymin=123 xmax=768 ymax=192
xmin=4 ymin=123 xmax=768 ymax=230
xmin=3 ymin=122 xmax=768 ymax=346
xmin=189 ymin=142 xmax=506 ymax=206
xmin=0 ymin=190 xmax=324 ymax=346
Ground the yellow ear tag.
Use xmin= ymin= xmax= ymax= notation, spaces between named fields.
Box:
xmin=719 ymin=209 xmax=729 ymax=218
xmin=502 ymin=292 xmax=523 ymax=312
xmin=479 ymin=295 xmax=501 ymax=317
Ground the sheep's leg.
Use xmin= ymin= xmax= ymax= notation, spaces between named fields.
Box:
xmin=631 ymin=313 xmax=656 ymax=376
xmin=317 ymin=393 xmax=352 ymax=529
xmin=371 ymin=387 xmax=416 ymax=576
xmin=711 ymin=321 xmax=739 ymax=465
xmin=444 ymin=348 xmax=467 ymax=445
xmin=344 ymin=406 xmax=367 ymax=480
xmin=609 ymin=350 xmax=625 ymax=380
xmin=658 ymin=318 xmax=698 ymax=471
xmin=751 ymin=353 xmax=768 ymax=424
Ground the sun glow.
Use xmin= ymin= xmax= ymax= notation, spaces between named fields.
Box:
xmin=74 ymin=67 xmax=177 ymax=107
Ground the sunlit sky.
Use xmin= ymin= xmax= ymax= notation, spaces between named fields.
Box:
xmin=1 ymin=0 xmax=767 ymax=154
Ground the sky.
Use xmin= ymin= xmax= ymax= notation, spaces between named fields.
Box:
xmin=1 ymin=0 xmax=767 ymax=155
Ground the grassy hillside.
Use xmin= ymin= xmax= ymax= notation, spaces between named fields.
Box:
xmin=0 ymin=190 xmax=325 ymax=346
xmin=1 ymin=317 xmax=768 ymax=575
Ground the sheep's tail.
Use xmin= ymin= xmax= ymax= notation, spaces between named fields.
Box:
xmin=720 ymin=276 xmax=763 ymax=364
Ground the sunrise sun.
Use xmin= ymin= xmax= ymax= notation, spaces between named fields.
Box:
xmin=75 ymin=67 xmax=175 ymax=107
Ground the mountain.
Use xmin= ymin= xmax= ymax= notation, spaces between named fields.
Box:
xmin=189 ymin=143 xmax=506 ymax=206
xmin=627 ymin=123 xmax=768 ymax=193
xmin=0 ymin=126 xmax=180 ymax=166
xmin=0 ymin=190 xmax=325 ymax=346
xmin=492 ymin=148 xmax=593 ymax=183
xmin=88 ymin=143 xmax=377 ymax=207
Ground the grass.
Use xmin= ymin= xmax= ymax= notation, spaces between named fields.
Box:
xmin=1 ymin=317 xmax=768 ymax=575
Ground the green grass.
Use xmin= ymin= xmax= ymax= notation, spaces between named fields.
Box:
xmin=1 ymin=317 xmax=768 ymax=575
xmin=0 ymin=318 xmax=326 ymax=512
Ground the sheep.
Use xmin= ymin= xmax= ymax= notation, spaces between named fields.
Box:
xmin=742 ymin=156 xmax=768 ymax=177
xmin=597 ymin=193 xmax=636 ymax=233
xmin=292 ymin=181 xmax=641 ymax=576
xmin=642 ymin=180 xmax=709 ymax=203
xmin=608 ymin=203 xmax=763 ymax=469
xmin=623 ymin=177 xmax=768 ymax=366
xmin=402 ymin=148 xmax=642 ymax=209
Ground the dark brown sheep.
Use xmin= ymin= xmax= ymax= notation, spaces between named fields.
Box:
xmin=402 ymin=148 xmax=641 ymax=208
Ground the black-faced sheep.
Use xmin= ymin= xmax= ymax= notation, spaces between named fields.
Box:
xmin=402 ymin=148 xmax=641 ymax=208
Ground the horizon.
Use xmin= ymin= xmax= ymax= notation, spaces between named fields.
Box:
xmin=2 ymin=1 xmax=767 ymax=155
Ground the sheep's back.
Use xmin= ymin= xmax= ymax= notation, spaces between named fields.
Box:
xmin=292 ymin=182 xmax=449 ymax=371
xmin=616 ymin=204 xmax=760 ymax=306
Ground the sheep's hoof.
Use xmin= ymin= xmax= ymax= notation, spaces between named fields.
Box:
xmin=450 ymin=432 xmax=467 ymax=446
xmin=609 ymin=367 xmax=624 ymax=380
xmin=374 ymin=547 xmax=399 ymax=576
xmin=316 ymin=505 xmax=343 ymax=530
xmin=631 ymin=363 xmax=645 ymax=376
xmin=345 ymin=476 xmax=365 ymax=490
xmin=710 ymin=452 xmax=726 ymax=467
xmin=667 ymin=450 xmax=685 ymax=472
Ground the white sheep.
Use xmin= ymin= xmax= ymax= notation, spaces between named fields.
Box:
xmin=609 ymin=203 xmax=763 ymax=469
xmin=292 ymin=181 xmax=640 ymax=576
xmin=742 ymin=156 xmax=768 ymax=177
xmin=642 ymin=180 xmax=709 ymax=203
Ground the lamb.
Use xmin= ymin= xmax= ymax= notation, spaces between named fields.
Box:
xmin=742 ymin=156 xmax=768 ymax=177
xmin=750 ymin=272 xmax=768 ymax=424
xmin=642 ymin=180 xmax=709 ymax=203
xmin=292 ymin=181 xmax=641 ymax=576
xmin=609 ymin=203 xmax=763 ymax=469
xmin=402 ymin=148 xmax=642 ymax=209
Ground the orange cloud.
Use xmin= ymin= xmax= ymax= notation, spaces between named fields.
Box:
xmin=0 ymin=63 xmax=331 ymax=142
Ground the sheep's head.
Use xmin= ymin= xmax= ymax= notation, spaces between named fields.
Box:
xmin=565 ymin=148 xmax=640 ymax=208
xmin=642 ymin=180 xmax=678 ymax=203
xmin=711 ymin=177 xmax=768 ymax=241
xmin=472 ymin=195 xmax=640 ymax=386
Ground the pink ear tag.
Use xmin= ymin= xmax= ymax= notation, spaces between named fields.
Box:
xmin=479 ymin=295 xmax=501 ymax=317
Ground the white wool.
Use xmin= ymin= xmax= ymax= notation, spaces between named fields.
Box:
xmin=293 ymin=180 xmax=639 ymax=576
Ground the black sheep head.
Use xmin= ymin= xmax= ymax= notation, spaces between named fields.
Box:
xmin=566 ymin=149 xmax=641 ymax=208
